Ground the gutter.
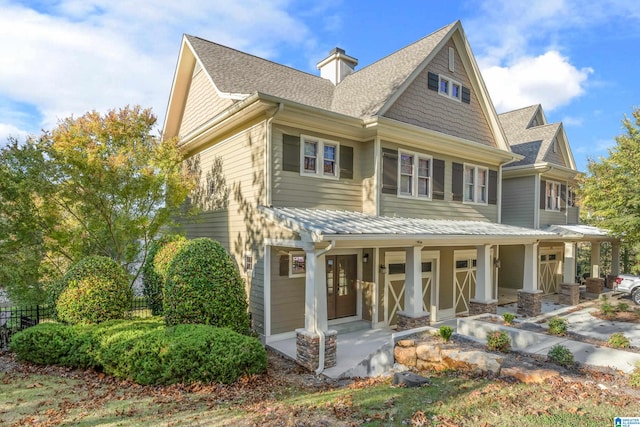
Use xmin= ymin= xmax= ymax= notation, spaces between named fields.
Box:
xmin=312 ymin=240 xmax=336 ymax=375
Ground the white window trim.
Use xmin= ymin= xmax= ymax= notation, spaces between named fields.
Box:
xmin=397 ymin=150 xmax=432 ymax=200
xmin=438 ymin=74 xmax=462 ymax=102
xmin=300 ymin=135 xmax=340 ymax=180
xmin=289 ymin=252 xmax=306 ymax=278
xmin=463 ymin=163 xmax=488 ymax=205
xmin=545 ymin=180 xmax=562 ymax=211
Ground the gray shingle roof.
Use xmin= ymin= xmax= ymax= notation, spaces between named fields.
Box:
xmin=263 ymin=207 xmax=557 ymax=239
xmin=185 ymin=22 xmax=456 ymax=119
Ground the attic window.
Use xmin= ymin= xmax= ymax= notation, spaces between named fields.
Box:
xmin=439 ymin=75 xmax=461 ymax=101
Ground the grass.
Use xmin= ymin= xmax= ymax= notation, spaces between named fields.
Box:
xmin=2 ymin=365 xmax=638 ymax=426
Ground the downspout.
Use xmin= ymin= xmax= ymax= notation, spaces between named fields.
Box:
xmin=265 ymin=103 xmax=284 ymax=207
xmin=313 ymin=240 xmax=336 ymax=375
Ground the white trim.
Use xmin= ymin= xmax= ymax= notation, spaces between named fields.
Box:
xmin=264 ymin=245 xmax=271 ymax=338
xmin=264 ymin=238 xmax=305 ymax=248
xmin=372 ymin=247 xmax=379 ymax=324
xmin=328 ymin=316 xmax=359 ymax=326
xmin=374 ymin=137 xmax=381 ymax=216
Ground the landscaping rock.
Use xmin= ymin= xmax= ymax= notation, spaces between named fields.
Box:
xmin=441 ymin=350 xmax=503 ymax=376
xmin=394 ymin=346 xmax=417 ymax=366
xmin=393 ymin=371 xmax=430 ymax=387
xmin=396 ymin=339 xmax=415 ymax=348
xmin=416 ymin=343 xmax=442 ymax=362
xmin=500 ymin=367 xmax=560 ymax=384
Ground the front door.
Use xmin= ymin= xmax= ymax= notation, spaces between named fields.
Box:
xmin=326 ymin=255 xmax=357 ymax=320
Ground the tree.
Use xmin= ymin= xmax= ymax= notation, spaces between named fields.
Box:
xmin=0 ymin=106 xmax=194 ymax=304
xmin=579 ymin=108 xmax=640 ymax=272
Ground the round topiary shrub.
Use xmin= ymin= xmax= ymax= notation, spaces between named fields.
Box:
xmin=54 ymin=255 xmax=133 ymax=325
xmin=142 ymin=234 xmax=187 ymax=315
xmin=163 ymin=238 xmax=250 ymax=334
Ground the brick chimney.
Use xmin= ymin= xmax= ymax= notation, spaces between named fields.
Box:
xmin=316 ymin=47 xmax=358 ymax=85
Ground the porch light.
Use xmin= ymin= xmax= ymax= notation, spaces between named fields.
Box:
xmin=363 ymin=253 xmax=369 ymax=263
xmin=380 ymin=265 xmax=387 ymax=274
xmin=494 ymin=258 xmax=501 ymax=268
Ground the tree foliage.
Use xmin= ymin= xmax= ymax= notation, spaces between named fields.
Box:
xmin=579 ymin=108 xmax=640 ymax=247
xmin=0 ymin=106 xmax=194 ymax=304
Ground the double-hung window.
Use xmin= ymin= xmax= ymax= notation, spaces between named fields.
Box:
xmin=301 ymin=135 xmax=339 ymax=178
xmin=463 ymin=164 xmax=488 ymax=204
xmin=546 ymin=180 xmax=561 ymax=211
xmin=399 ymin=151 xmax=432 ymax=198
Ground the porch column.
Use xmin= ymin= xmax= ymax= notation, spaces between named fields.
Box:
xmin=518 ymin=242 xmax=543 ymax=317
xmin=563 ymin=242 xmax=576 ymax=284
xmin=590 ymin=241 xmax=601 ymax=278
xmin=611 ymin=242 xmax=621 ymax=276
xmin=469 ymin=244 xmax=497 ymax=315
xmin=397 ymin=246 xmax=429 ymax=330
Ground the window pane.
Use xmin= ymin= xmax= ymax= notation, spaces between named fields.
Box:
xmin=292 ymin=255 xmax=306 ymax=274
xmin=400 ymin=154 xmax=413 ymax=174
xmin=388 ymin=263 xmax=405 ymax=274
xmin=440 ymin=79 xmax=449 ymax=94
xmin=452 ymin=84 xmax=460 ymax=98
xmin=304 ymin=141 xmax=317 ymax=173
xmin=464 ymin=167 xmax=474 ymax=184
xmin=304 ymin=157 xmax=316 ymax=172
xmin=418 ymin=177 xmax=428 ymax=196
xmin=304 ymin=141 xmax=317 ymax=156
xmin=421 ymin=262 xmax=432 ymax=272
xmin=418 ymin=158 xmax=430 ymax=177
xmin=456 ymin=260 xmax=468 ymax=269
xmin=324 ymin=144 xmax=336 ymax=161
xmin=323 ymin=159 xmax=335 ymax=175
xmin=400 ymin=175 xmax=412 ymax=194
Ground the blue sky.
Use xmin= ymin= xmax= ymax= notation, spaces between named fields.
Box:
xmin=1 ymin=0 xmax=639 ymax=172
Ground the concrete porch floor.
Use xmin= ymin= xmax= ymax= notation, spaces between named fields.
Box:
xmin=267 ymin=321 xmax=397 ymax=379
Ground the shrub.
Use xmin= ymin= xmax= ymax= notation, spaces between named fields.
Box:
xmin=142 ymin=234 xmax=187 ymax=315
xmin=630 ymin=362 xmax=640 ymax=388
xmin=502 ymin=312 xmax=516 ymax=325
xmin=616 ymin=302 xmax=630 ymax=313
xmin=486 ymin=330 xmax=511 ymax=353
xmin=547 ymin=344 xmax=574 ymax=367
xmin=163 ymin=238 xmax=250 ymax=334
xmin=52 ymin=256 xmax=133 ymax=325
xmin=438 ymin=325 xmax=454 ymax=342
xmin=600 ymin=302 xmax=616 ymax=318
xmin=547 ymin=317 xmax=568 ymax=336
xmin=608 ymin=332 xmax=630 ymax=349
xmin=9 ymin=323 xmax=80 ymax=365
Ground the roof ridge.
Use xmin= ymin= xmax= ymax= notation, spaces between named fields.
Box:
xmin=498 ymin=104 xmax=540 ymax=117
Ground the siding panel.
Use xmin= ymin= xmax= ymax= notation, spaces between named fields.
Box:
xmin=501 ymin=176 xmax=535 ymax=227
xmin=270 ymin=246 xmax=305 ymax=334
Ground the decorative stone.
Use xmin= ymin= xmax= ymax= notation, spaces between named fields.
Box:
xmin=295 ymin=329 xmax=337 ymax=371
xmin=469 ymin=300 xmax=498 ymax=316
xmin=392 ymin=371 xmax=430 ymax=387
xmin=416 ymin=343 xmax=442 ymax=363
xmin=396 ymin=312 xmax=430 ymax=331
xmin=558 ymin=283 xmax=580 ymax=306
xmin=500 ymin=367 xmax=560 ymax=384
xmin=517 ymin=290 xmax=543 ymax=317
xmin=440 ymin=350 xmax=503 ymax=376
xmin=586 ymin=277 xmax=604 ymax=295
xmin=397 ymin=339 xmax=415 ymax=348
xmin=393 ymin=345 xmax=417 ymax=366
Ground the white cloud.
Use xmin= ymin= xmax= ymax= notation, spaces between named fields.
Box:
xmin=0 ymin=123 xmax=30 ymax=145
xmin=481 ymin=51 xmax=592 ymax=113
xmin=561 ymin=116 xmax=583 ymax=127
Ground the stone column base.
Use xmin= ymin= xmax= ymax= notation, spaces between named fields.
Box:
xmin=586 ymin=277 xmax=604 ymax=295
xmin=396 ymin=311 xmax=430 ymax=331
xmin=517 ymin=290 xmax=543 ymax=317
xmin=469 ymin=299 xmax=498 ymax=316
xmin=558 ymin=283 xmax=580 ymax=306
xmin=295 ymin=329 xmax=337 ymax=371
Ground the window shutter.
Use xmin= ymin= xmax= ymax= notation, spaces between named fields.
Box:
xmin=279 ymin=255 xmax=289 ymax=276
xmin=282 ymin=134 xmax=300 ymax=172
xmin=461 ymin=86 xmax=471 ymax=104
xmin=540 ymin=180 xmax=546 ymax=210
xmin=560 ymin=184 xmax=567 ymax=212
xmin=452 ymin=162 xmax=463 ymax=202
xmin=381 ymin=148 xmax=398 ymax=194
xmin=488 ymin=170 xmax=498 ymax=205
xmin=433 ymin=158 xmax=445 ymax=200
xmin=427 ymin=72 xmax=439 ymax=91
xmin=340 ymin=145 xmax=353 ymax=179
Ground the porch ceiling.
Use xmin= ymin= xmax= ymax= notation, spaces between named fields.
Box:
xmin=261 ymin=207 xmax=559 ymax=245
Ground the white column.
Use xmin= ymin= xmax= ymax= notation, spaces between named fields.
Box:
xmin=474 ymin=244 xmax=493 ymax=301
xmin=611 ymin=242 xmax=621 ymax=276
xmin=304 ymin=247 xmax=328 ymax=333
xmin=591 ymin=242 xmax=601 ymax=278
xmin=403 ymin=246 xmax=425 ymax=315
xmin=563 ymin=242 xmax=576 ymax=284
xmin=523 ymin=242 xmax=539 ymax=291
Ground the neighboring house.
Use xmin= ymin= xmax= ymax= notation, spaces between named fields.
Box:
xmin=498 ymin=105 xmax=620 ymax=293
xmin=162 ymin=20 xmax=608 ymax=371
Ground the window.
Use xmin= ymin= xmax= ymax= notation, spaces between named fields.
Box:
xmin=244 ymin=253 xmax=253 ymax=272
xmin=438 ymin=75 xmax=462 ymax=101
xmin=463 ymin=164 xmax=488 ymax=204
xmin=398 ymin=150 xmax=432 ymax=198
xmin=567 ymin=188 xmax=575 ymax=207
xmin=546 ymin=180 xmax=561 ymax=211
xmin=300 ymin=136 xmax=339 ymax=178
xmin=289 ymin=252 xmax=306 ymax=278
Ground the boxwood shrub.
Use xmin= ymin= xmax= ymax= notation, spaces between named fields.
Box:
xmin=142 ymin=234 xmax=187 ymax=315
xmin=9 ymin=319 xmax=266 ymax=385
xmin=52 ymin=256 xmax=133 ymax=325
xmin=163 ymin=238 xmax=250 ymax=334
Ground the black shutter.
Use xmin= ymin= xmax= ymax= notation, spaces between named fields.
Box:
xmin=340 ymin=145 xmax=353 ymax=179
xmin=427 ymin=72 xmax=439 ymax=91
xmin=560 ymin=184 xmax=567 ymax=212
xmin=433 ymin=158 xmax=445 ymax=200
xmin=452 ymin=162 xmax=463 ymax=202
xmin=279 ymin=255 xmax=289 ymax=276
xmin=282 ymin=134 xmax=300 ymax=172
xmin=381 ymin=148 xmax=398 ymax=194
xmin=461 ymin=86 xmax=471 ymax=104
xmin=540 ymin=180 xmax=546 ymax=210
xmin=488 ymin=170 xmax=498 ymax=205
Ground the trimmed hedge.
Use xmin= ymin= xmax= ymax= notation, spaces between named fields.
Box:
xmin=142 ymin=235 xmax=187 ymax=315
xmin=9 ymin=319 xmax=266 ymax=385
xmin=163 ymin=238 xmax=250 ymax=334
xmin=49 ymin=256 xmax=133 ymax=325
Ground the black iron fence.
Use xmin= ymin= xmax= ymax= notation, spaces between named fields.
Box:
xmin=0 ymin=297 xmax=152 ymax=349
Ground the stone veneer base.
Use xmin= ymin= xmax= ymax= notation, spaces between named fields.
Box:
xmin=517 ymin=290 xmax=543 ymax=317
xmin=295 ymin=329 xmax=337 ymax=371
xmin=558 ymin=283 xmax=580 ymax=306
xmin=397 ymin=312 xmax=430 ymax=331
xmin=469 ymin=300 xmax=498 ymax=316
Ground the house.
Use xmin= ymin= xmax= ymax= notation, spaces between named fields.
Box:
xmin=162 ymin=20 xmax=611 ymax=373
